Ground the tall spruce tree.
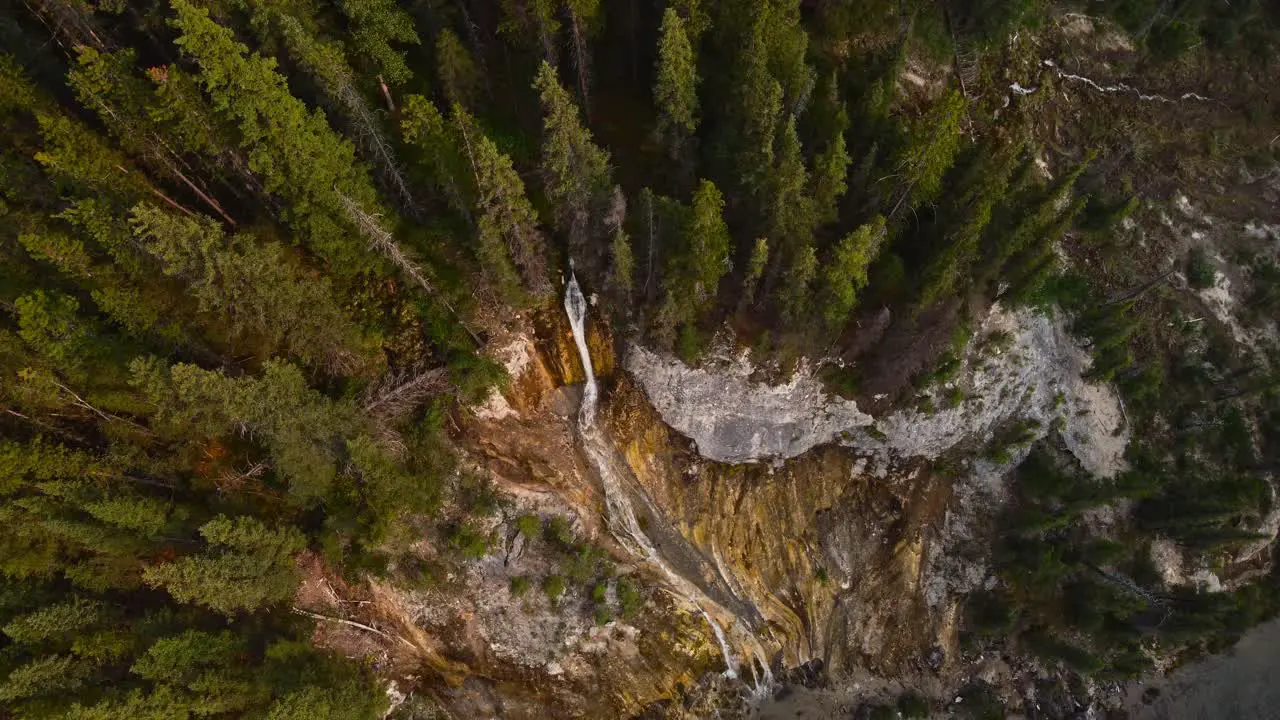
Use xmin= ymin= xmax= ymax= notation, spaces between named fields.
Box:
xmin=335 ymin=0 xmax=420 ymax=85
xmin=169 ymin=0 xmax=387 ymax=274
xmin=819 ymin=216 xmax=887 ymax=329
xmin=129 ymin=204 xmax=375 ymax=372
xmin=453 ymin=107 xmax=553 ymax=299
xmin=653 ymin=8 xmax=699 ymax=166
xmin=534 ymin=61 xmax=612 ymax=261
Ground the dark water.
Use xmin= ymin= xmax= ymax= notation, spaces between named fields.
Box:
xmin=1128 ymin=617 xmax=1280 ymax=720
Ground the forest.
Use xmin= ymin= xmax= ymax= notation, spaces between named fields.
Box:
xmin=1 ymin=0 xmax=1280 ymax=717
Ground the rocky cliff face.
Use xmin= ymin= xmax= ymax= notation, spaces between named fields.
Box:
xmin=313 ymin=292 xmax=1134 ymax=718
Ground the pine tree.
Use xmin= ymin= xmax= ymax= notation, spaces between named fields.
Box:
xmin=687 ymin=180 xmax=732 ymax=311
xmin=652 ymin=181 xmax=728 ymax=348
xmin=143 ymin=515 xmax=306 ymax=615
xmin=742 ymin=237 xmax=770 ymax=305
xmin=453 ymin=107 xmax=552 ymax=299
xmin=130 ymin=204 xmax=374 ymax=372
xmin=498 ymin=0 xmax=561 ymax=61
xmin=653 ymin=8 xmax=699 ymax=163
xmin=887 ymin=90 xmax=966 ymax=214
xmin=606 ymin=187 xmax=634 ymax=295
xmin=34 ymin=113 xmax=151 ymax=203
xmin=335 ymin=0 xmax=420 ymax=85
xmin=399 ymin=95 xmax=472 ymax=217
xmin=535 ymin=62 xmax=612 ymax=259
xmin=67 ymin=47 xmax=239 ymax=225
xmin=982 ymin=155 xmax=1091 ymax=287
xmin=763 ymin=115 xmax=820 ymax=311
xmin=3 ymin=596 xmax=105 ymax=646
xmin=781 ymin=244 xmax=818 ymax=322
xmin=819 ymin=217 xmax=887 ymax=329
xmin=14 ymin=290 xmax=94 ymax=375
xmin=0 ymin=654 xmax=95 ymax=703
xmin=916 ymin=145 xmax=1019 ymax=309
xmin=728 ymin=13 xmax=783 ymax=200
xmin=260 ymin=6 xmax=418 ymax=214
xmin=810 ymin=109 xmax=851 ymax=225
xmin=169 ymin=0 xmax=386 ymax=274
xmin=436 ymin=29 xmax=483 ymax=110
xmin=81 ymin=495 xmax=171 ymax=537
xmin=18 ymin=226 xmax=186 ymax=345
xmin=768 ymin=115 xmax=816 ymax=254
xmin=761 ymin=0 xmax=814 ymax=111
xmin=131 ymin=358 xmax=357 ymax=498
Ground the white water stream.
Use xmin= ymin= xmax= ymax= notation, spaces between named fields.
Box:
xmin=563 ymin=271 xmax=771 ymax=695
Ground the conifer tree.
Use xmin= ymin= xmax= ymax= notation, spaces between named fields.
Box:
xmin=143 ymin=515 xmax=305 ymax=615
xmin=169 ymin=0 xmax=386 ymax=274
xmin=335 ymin=0 xmax=420 ymax=85
xmin=819 ymin=217 xmax=887 ymax=329
xmin=400 ymin=95 xmax=472 ymax=217
xmin=687 ymin=180 xmax=732 ymax=311
xmin=261 ymin=7 xmax=418 ymax=214
xmin=982 ymin=156 xmax=1091 ymax=287
xmin=810 ymin=109 xmax=851 ymax=225
xmin=672 ymin=0 xmax=711 ymax=41
xmin=68 ymin=47 xmax=239 ymax=225
xmin=130 ymin=358 xmax=357 ymax=498
xmin=768 ymin=115 xmax=816 ymax=253
xmin=34 ymin=113 xmax=151 ymax=203
xmin=453 ymin=107 xmax=552 ymax=299
xmin=653 ymin=8 xmax=699 ymax=163
xmin=652 ymin=181 xmax=728 ymax=347
xmin=760 ymin=0 xmax=814 ymax=111
xmin=764 ymin=115 xmax=820 ymax=309
xmin=916 ymin=145 xmax=1018 ymax=309
xmin=436 ymin=29 xmax=483 ymax=110
xmin=498 ymin=0 xmax=561 ymax=61
xmin=742 ymin=237 xmax=770 ymax=305
xmin=129 ymin=204 xmax=374 ymax=372
xmin=887 ymin=90 xmax=966 ymax=214
xmin=535 ymin=62 xmax=612 ymax=258
xmin=727 ymin=14 xmax=783 ymax=200
xmin=18 ymin=226 xmax=186 ymax=345
xmin=3 ymin=596 xmax=105 ymax=646
xmin=14 ymin=290 xmax=94 ymax=375
xmin=781 ymin=244 xmax=818 ymax=322
xmin=606 ymin=187 xmax=634 ymax=295
xmin=129 ymin=629 xmax=263 ymax=713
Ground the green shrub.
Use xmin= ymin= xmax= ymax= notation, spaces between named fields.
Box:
xmin=542 ymin=574 xmax=565 ymax=601
xmin=616 ymin=577 xmax=642 ymax=619
xmin=1187 ymin=247 xmax=1216 ymax=290
xmin=593 ymin=604 xmax=612 ymax=625
xmin=565 ymin=545 xmax=609 ymax=585
xmin=448 ymin=523 xmax=491 ymax=559
xmin=898 ymin=691 xmax=930 ymax=719
xmin=515 ymin=513 xmax=541 ymax=539
xmin=509 ymin=575 xmax=531 ymax=596
xmin=968 ymin=590 xmax=1016 ymax=634
xmin=543 ymin=516 xmax=575 ymax=548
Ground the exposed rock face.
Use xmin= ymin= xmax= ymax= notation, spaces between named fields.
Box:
xmin=602 ymin=379 xmax=956 ymax=678
xmin=345 ymin=297 xmax=1134 ymax=718
xmin=630 ymin=304 xmax=1129 ymax=479
xmin=862 ymin=305 xmax=1129 ymax=479
xmin=625 ymin=346 xmax=873 ymax=463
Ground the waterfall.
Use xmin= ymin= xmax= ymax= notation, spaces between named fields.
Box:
xmin=701 ymin=610 xmax=739 ymax=680
xmin=563 ymin=269 xmax=772 ymax=694
xmin=564 ymin=271 xmax=597 ymax=428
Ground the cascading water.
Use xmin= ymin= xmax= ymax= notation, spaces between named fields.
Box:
xmin=563 ymin=270 xmax=772 ymax=693
xmin=564 ymin=270 xmax=597 ymax=428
